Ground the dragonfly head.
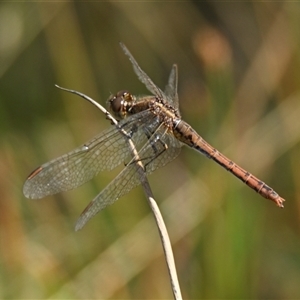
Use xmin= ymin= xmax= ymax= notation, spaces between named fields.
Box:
xmin=107 ymin=90 xmax=135 ymax=119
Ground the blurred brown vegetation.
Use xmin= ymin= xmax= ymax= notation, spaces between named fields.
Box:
xmin=0 ymin=1 xmax=300 ymax=299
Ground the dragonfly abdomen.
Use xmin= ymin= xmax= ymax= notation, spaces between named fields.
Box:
xmin=173 ymin=120 xmax=285 ymax=207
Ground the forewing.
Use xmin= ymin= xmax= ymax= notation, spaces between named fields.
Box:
xmin=23 ymin=126 xmax=130 ymax=199
xmin=164 ymin=64 xmax=179 ymax=110
xmin=23 ymin=110 xmax=156 ymax=199
xmin=120 ymin=43 xmax=165 ymax=99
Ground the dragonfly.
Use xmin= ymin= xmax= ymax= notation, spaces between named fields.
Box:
xmin=23 ymin=43 xmax=285 ymax=231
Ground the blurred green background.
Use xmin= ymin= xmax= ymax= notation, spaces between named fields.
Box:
xmin=1 ymin=1 xmax=300 ymax=299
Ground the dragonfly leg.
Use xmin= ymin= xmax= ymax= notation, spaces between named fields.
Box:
xmin=144 ymin=134 xmax=168 ymax=169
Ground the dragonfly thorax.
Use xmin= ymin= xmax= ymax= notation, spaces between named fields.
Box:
xmin=108 ymin=90 xmax=136 ymax=119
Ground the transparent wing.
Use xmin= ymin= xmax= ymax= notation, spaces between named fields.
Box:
xmin=164 ymin=64 xmax=179 ymax=110
xmin=75 ymin=125 xmax=182 ymax=230
xmin=23 ymin=110 xmax=157 ymax=199
xmin=120 ymin=43 xmax=166 ymax=100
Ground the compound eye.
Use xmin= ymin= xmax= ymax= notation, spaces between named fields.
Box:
xmin=107 ymin=90 xmax=133 ymax=119
xmin=108 ymin=94 xmax=122 ymax=115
